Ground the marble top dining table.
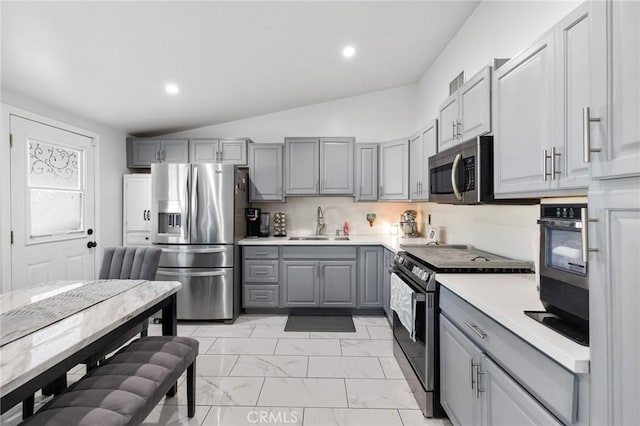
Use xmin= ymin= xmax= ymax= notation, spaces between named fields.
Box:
xmin=0 ymin=279 xmax=181 ymax=410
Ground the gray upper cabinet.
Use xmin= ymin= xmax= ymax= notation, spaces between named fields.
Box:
xmin=493 ymin=30 xmax=556 ymax=198
xmin=320 ymin=138 xmax=354 ymax=195
xmin=555 ymin=3 xmax=590 ymax=190
xmin=319 ymin=261 xmax=357 ymax=307
xmin=127 ymin=138 xmax=189 ymax=168
xmin=379 ymin=138 xmax=409 ymax=201
xmin=438 ymin=93 xmax=460 ymax=152
xmin=355 ymin=144 xmax=378 ymax=201
xmin=358 ymin=247 xmax=383 ymax=307
xmin=248 ymin=144 xmax=284 ymax=202
xmin=438 ymin=66 xmax=492 ymax=152
xmin=282 ymin=261 xmax=320 ymax=306
xmin=495 ymin=4 xmax=595 ymax=198
xmin=189 ymin=138 xmax=248 ymax=165
xmin=285 ymin=138 xmax=320 ymax=195
xmin=589 ymin=0 xmax=640 ymax=180
xmin=285 ymin=137 xmax=354 ymax=196
xmin=459 ymin=67 xmax=492 ymax=143
xmin=409 ymin=120 xmax=438 ymax=201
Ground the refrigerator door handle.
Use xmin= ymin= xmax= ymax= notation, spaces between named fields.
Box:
xmin=158 ymin=270 xmax=227 ymax=278
xmin=160 ymin=247 xmax=229 ymax=254
xmin=190 ymin=165 xmax=198 ymax=242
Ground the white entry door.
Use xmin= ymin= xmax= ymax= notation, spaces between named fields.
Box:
xmin=10 ymin=115 xmax=96 ymax=289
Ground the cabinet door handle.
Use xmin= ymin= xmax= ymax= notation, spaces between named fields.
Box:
xmin=471 ymin=360 xmax=477 ymax=390
xmin=476 ymin=369 xmax=485 ymax=399
xmin=143 ymin=210 xmax=147 ymax=221
xmin=551 ymin=147 xmax=561 ymax=180
xmin=581 ymin=207 xmax=599 ymax=263
xmin=254 ymin=271 xmax=269 ymax=275
xmin=583 ymin=107 xmax=602 ymax=163
xmin=464 ymin=321 xmax=487 ymax=339
xmin=254 ymin=251 xmax=268 ymax=256
xmin=218 ymin=151 xmax=223 ymax=162
xmin=456 ymin=120 xmax=462 ymax=137
xmin=452 ymin=121 xmax=456 ymax=139
xmin=543 ymin=150 xmax=551 ymax=181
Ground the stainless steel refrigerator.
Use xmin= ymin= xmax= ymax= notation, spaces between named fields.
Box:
xmin=150 ymin=163 xmax=247 ymax=321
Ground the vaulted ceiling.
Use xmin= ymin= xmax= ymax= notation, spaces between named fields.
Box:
xmin=2 ymin=1 xmax=479 ymax=135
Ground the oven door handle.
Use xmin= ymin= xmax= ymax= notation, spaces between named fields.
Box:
xmin=451 ymin=153 xmax=463 ymax=201
xmin=537 ymin=218 xmax=580 ymax=229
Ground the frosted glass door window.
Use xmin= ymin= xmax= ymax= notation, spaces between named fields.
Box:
xmin=28 ymin=139 xmax=84 ymax=238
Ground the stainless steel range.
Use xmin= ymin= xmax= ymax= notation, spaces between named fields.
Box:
xmin=391 ymin=245 xmax=532 ymax=418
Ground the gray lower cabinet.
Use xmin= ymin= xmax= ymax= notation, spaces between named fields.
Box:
xmin=282 ymin=261 xmax=320 ymax=306
xmin=243 ymin=245 xmax=380 ymax=310
xmin=440 ymin=314 xmax=561 ymax=426
xmin=282 ymin=260 xmax=357 ymax=308
xmin=358 ymin=247 xmax=383 ymax=307
xmin=319 ymin=261 xmax=357 ymax=307
xmin=243 ymin=246 xmax=281 ymax=309
xmin=440 ymin=314 xmax=480 ymax=426
xmin=382 ymin=249 xmax=393 ymax=323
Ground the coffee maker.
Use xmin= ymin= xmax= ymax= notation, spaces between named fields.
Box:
xmin=245 ymin=208 xmax=261 ymax=238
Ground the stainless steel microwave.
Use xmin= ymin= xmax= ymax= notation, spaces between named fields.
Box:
xmin=428 ymin=136 xmax=494 ymax=204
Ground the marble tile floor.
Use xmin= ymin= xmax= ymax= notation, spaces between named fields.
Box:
xmin=1 ymin=314 xmax=451 ymax=426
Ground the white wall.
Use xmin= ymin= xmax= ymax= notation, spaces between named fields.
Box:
xmin=0 ymin=89 xmax=127 ymax=292
xmin=165 ymin=85 xmax=420 ymax=143
xmin=415 ymin=0 xmax=582 ymax=123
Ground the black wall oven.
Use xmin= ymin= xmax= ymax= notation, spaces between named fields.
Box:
xmin=530 ymin=204 xmax=589 ymax=345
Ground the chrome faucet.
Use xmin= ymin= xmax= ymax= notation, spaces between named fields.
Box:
xmin=316 ymin=206 xmax=326 ymax=236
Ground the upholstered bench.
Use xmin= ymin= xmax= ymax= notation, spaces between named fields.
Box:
xmin=21 ymin=336 xmax=198 ymax=426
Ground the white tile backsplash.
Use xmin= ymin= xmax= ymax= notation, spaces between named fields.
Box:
xmin=254 ymin=196 xmax=540 ymax=263
xmin=255 ymin=197 xmax=419 ymax=237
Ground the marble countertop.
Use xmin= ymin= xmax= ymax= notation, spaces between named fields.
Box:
xmin=0 ymin=280 xmax=181 ymax=396
xmin=437 ymin=274 xmax=590 ymax=374
xmin=238 ymin=235 xmax=433 ymax=253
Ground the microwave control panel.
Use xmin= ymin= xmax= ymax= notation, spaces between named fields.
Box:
xmin=463 ymin=157 xmax=475 ymax=191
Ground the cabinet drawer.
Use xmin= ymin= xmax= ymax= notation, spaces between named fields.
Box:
xmin=244 ymin=285 xmax=279 ymax=308
xmin=244 ymin=260 xmax=279 ymax=283
xmin=244 ymin=246 xmax=279 ymax=259
xmin=125 ymin=232 xmax=151 ymax=246
xmin=440 ymin=286 xmax=577 ymax=424
xmin=282 ymin=246 xmax=357 ymax=259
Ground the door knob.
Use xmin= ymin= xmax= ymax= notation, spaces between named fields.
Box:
xmin=87 ymin=241 xmax=97 ymax=248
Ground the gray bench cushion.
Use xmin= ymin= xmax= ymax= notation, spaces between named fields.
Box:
xmin=21 ymin=336 xmax=198 ymax=426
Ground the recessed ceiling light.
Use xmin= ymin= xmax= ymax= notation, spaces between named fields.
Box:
xmin=342 ymin=45 xmax=356 ymax=58
xmin=165 ymin=84 xmax=179 ymax=95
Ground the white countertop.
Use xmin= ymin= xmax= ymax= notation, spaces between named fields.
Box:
xmin=238 ymin=235 xmax=433 ymax=253
xmin=437 ymin=274 xmax=590 ymax=374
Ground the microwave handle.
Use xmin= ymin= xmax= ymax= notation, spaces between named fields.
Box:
xmin=451 ymin=153 xmax=463 ymax=201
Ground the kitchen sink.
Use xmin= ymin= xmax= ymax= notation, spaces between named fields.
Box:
xmin=289 ymin=236 xmax=350 ymax=241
